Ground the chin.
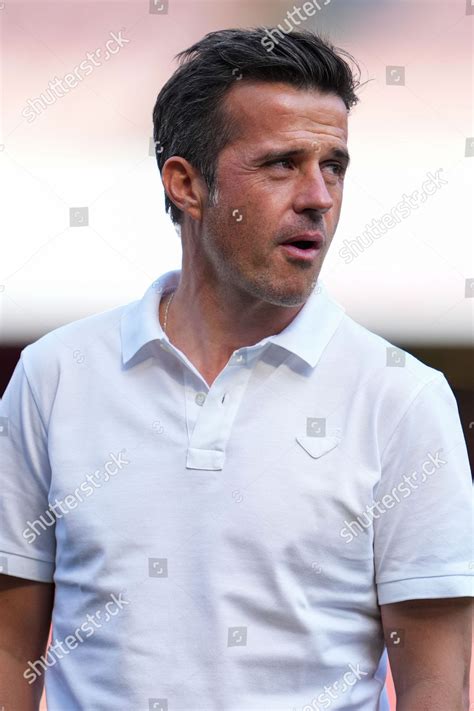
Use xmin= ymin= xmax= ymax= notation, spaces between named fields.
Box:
xmin=263 ymin=284 xmax=310 ymax=307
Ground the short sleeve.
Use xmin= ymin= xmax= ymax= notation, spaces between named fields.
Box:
xmin=0 ymin=355 xmax=55 ymax=582
xmin=374 ymin=374 xmax=473 ymax=605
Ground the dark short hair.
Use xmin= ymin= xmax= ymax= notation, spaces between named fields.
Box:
xmin=152 ymin=27 xmax=361 ymax=226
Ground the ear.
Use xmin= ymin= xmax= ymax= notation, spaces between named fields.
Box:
xmin=161 ymin=156 xmax=207 ymax=222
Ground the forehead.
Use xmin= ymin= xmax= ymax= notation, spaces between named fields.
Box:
xmin=222 ymin=80 xmax=348 ymax=145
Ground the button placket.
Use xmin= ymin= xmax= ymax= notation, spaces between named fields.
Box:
xmin=186 ymin=355 xmax=253 ymax=470
xmin=195 ymin=392 xmax=207 ymax=406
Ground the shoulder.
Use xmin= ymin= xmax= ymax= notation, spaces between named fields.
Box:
xmin=335 ymin=311 xmax=443 ymax=386
xmin=327 ymin=308 xmax=452 ymax=437
xmin=19 ymin=301 xmax=135 ymax=397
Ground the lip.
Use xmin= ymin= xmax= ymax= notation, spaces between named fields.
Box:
xmin=278 ymin=232 xmax=324 ymax=261
xmin=279 ymin=231 xmax=324 ymax=247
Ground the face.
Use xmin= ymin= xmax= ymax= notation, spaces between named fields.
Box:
xmin=199 ymin=81 xmax=349 ymax=306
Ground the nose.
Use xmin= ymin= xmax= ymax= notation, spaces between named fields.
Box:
xmin=292 ymin=166 xmax=334 ymax=215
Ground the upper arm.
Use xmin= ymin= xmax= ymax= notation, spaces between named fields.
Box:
xmin=0 ymin=355 xmax=56 ymax=706
xmin=381 ymin=596 xmax=472 ymax=704
xmin=0 ymin=573 xmax=54 ymax=710
xmin=373 ymin=375 xmax=473 ymax=705
xmin=0 ymin=573 xmax=55 ymax=661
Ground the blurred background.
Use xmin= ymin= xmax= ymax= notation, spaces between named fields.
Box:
xmin=1 ymin=0 xmax=472 ymax=708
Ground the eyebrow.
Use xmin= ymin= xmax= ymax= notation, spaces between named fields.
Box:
xmin=257 ymin=146 xmax=351 ymax=166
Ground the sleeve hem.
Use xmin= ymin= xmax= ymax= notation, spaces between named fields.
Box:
xmin=377 ymin=574 xmax=473 ymax=604
xmin=0 ymin=550 xmax=55 ymax=583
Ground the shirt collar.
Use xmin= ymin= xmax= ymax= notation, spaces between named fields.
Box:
xmin=121 ymin=269 xmax=346 ymax=368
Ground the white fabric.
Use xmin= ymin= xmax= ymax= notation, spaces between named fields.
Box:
xmin=1 ymin=269 xmax=472 ymax=711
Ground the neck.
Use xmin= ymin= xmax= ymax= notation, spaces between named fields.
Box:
xmin=159 ymin=262 xmax=308 ymax=384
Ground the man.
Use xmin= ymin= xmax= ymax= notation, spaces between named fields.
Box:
xmin=0 ymin=27 xmax=472 ymax=711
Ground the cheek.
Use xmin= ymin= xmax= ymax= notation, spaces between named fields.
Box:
xmin=208 ymin=176 xmax=293 ymax=244
xmin=331 ymin=181 xmax=345 ymax=203
xmin=248 ymin=186 xmax=289 ymax=228
xmin=232 ymin=189 xmax=277 ymax=229
xmin=326 ymin=194 xmax=340 ymax=216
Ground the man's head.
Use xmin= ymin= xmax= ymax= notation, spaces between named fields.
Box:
xmin=152 ymin=28 xmax=360 ymax=306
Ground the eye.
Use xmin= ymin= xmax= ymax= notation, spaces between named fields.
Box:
xmin=324 ymin=162 xmax=345 ymax=176
xmin=268 ymin=158 xmax=294 ymax=169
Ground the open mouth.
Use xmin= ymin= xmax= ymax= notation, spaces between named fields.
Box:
xmin=287 ymin=240 xmax=315 ymax=250
xmin=279 ymin=239 xmax=321 ymax=261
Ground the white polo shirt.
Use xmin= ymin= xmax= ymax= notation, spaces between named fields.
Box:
xmin=1 ymin=269 xmax=472 ymax=711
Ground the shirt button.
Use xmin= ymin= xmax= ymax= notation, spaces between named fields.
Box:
xmin=195 ymin=392 xmax=207 ymax=406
